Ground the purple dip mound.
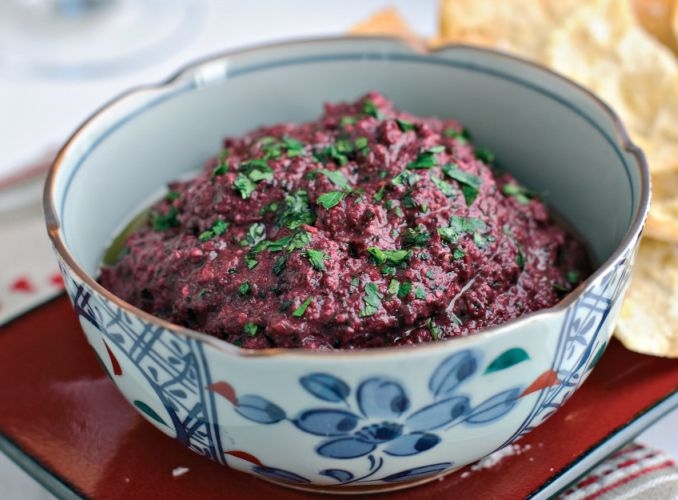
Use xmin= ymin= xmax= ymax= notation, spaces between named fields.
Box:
xmin=99 ymin=93 xmax=591 ymax=350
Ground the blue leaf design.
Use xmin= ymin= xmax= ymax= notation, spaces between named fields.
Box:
xmin=429 ymin=351 xmax=479 ymax=398
xmin=406 ymin=395 xmax=471 ymax=432
xmin=300 ymin=373 xmax=350 ymax=402
xmin=464 ymin=387 xmax=522 ymax=425
xmin=357 ymin=378 xmax=409 ymax=419
xmin=235 ymin=394 xmax=286 ymax=424
xmin=294 ymin=409 xmax=359 ymax=436
xmin=320 ymin=469 xmax=354 ymax=483
xmin=381 ymin=462 xmax=453 ymax=482
xmin=317 ymin=437 xmax=376 ymax=459
xmin=254 ymin=466 xmax=310 ymax=484
xmin=383 ymin=432 xmax=440 ymax=456
xmin=169 ymin=389 xmax=187 ymax=399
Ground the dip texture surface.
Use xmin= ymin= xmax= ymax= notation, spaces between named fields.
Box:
xmin=99 ymin=93 xmax=591 ymax=349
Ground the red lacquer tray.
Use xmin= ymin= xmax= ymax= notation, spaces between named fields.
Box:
xmin=1 ymin=296 xmax=678 ymax=499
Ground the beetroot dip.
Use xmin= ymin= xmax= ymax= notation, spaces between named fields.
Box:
xmin=99 ymin=93 xmax=591 ymax=350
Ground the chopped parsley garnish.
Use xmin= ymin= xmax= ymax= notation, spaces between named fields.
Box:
xmin=425 ymin=318 xmax=443 ymax=340
xmin=407 ymin=147 xmax=443 ymax=170
xmin=387 ymin=278 xmax=400 ymax=295
xmin=198 ymin=219 xmax=229 ymax=242
xmin=243 ymin=322 xmax=258 ymax=336
xmin=276 ymin=191 xmax=315 ymax=230
xmin=273 ymin=255 xmax=287 ymax=275
xmin=244 ymin=222 xmax=266 ymax=247
xmin=314 ymin=144 xmax=349 ymax=166
xmin=396 ymin=118 xmax=415 ymax=132
xmin=350 ymin=276 xmax=360 ymax=289
xmin=240 ymin=159 xmax=273 ymax=182
xmin=150 ymin=207 xmax=179 ymax=231
xmin=567 ymin=270 xmax=580 ymax=284
xmin=443 ymin=127 xmax=470 ymax=144
xmin=453 ymin=247 xmax=466 ymax=260
xmin=442 ymin=164 xmax=482 ymax=206
xmin=392 ymin=170 xmax=420 ymax=186
xmin=165 ymin=190 xmax=181 ymax=202
xmin=317 ymin=191 xmax=348 ymax=209
xmin=355 ymin=137 xmax=369 ymax=150
xmin=363 ymin=99 xmax=384 ymax=120
xmin=316 ymin=169 xmax=350 ymax=190
xmin=238 ymin=282 xmax=251 ymax=296
xmin=282 ymin=136 xmax=304 ymax=157
xmin=211 ymin=164 xmax=228 ymax=178
xmin=430 ymin=172 xmax=456 ymax=197
xmin=502 ymin=183 xmax=538 ymax=204
xmin=233 ymin=173 xmax=256 ymax=199
xmin=475 ymin=147 xmax=495 ymax=164
xmin=401 ymin=226 xmax=430 ymax=247
xmin=437 ymin=216 xmax=487 ymax=244
xmin=292 ymin=296 xmax=313 ymax=318
xmin=373 ymin=186 xmax=385 ymax=202
xmin=340 ymin=116 xmax=357 ymax=127
xmin=367 ymin=247 xmax=412 ymax=267
xmin=305 ymin=249 xmax=327 ymax=271
xmin=516 ymin=246 xmax=525 ymax=270
xmin=415 ymin=286 xmax=427 ymax=300
xmin=397 ymin=281 xmax=412 ymax=299
xmin=359 ymin=283 xmax=383 ymax=317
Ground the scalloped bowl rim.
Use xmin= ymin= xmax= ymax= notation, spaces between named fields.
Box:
xmin=43 ymin=35 xmax=651 ymax=359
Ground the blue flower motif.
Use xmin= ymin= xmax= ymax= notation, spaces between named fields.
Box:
xmin=294 ymin=377 xmax=471 ymax=459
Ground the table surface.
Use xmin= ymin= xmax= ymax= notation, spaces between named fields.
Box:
xmin=1 ymin=1 xmax=678 ymax=498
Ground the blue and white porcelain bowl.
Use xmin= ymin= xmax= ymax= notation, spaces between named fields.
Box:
xmin=44 ymin=38 xmax=649 ymax=493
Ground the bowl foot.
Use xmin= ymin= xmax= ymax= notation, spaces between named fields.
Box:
xmin=257 ymin=465 xmax=461 ymax=495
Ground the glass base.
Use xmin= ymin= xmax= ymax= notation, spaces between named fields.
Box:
xmin=0 ymin=0 xmax=207 ymax=80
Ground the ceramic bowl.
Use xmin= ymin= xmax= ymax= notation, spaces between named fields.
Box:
xmin=44 ymin=37 xmax=649 ymax=493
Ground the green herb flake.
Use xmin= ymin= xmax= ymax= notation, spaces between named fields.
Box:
xmin=286 ymin=231 xmax=312 ymax=252
xmin=305 ymin=249 xmax=327 ymax=271
xmin=516 ymin=247 xmax=525 ymax=270
xmin=244 ymin=222 xmax=266 ymax=247
xmin=394 ymin=206 xmax=404 ymax=218
xmin=373 ymin=186 xmax=386 ymax=202
xmin=350 ymin=276 xmax=360 ymax=289
xmin=211 ymin=164 xmax=228 ymax=178
xmin=397 ymin=281 xmax=412 ymax=299
xmin=317 ymin=191 xmax=348 ymax=209
xmin=430 ymin=172 xmax=456 ymax=197
xmin=396 ymin=118 xmax=415 ymax=132
xmin=282 ymin=136 xmax=304 ymax=157
xmin=387 ymin=278 xmax=400 ymax=295
xmin=340 ymin=116 xmax=357 ymax=127
xmin=402 ymin=226 xmax=431 ymax=248
xmin=363 ymin=99 xmax=384 ymax=120
xmin=502 ymin=183 xmax=538 ymax=205
xmin=392 ymin=170 xmax=420 ymax=186
xmin=212 ymin=219 xmax=229 ymax=236
xmin=292 ymin=296 xmax=313 ymax=318
xmin=198 ymin=230 xmax=213 ymax=242
xmin=453 ymin=247 xmax=466 ymax=260
xmin=359 ymin=282 xmax=383 ymax=317
xmin=165 ymin=191 xmax=181 ymax=202
xmin=367 ymin=247 xmax=412 ymax=267
xmin=277 ymin=190 xmax=315 ymax=230
xmin=443 ymin=127 xmax=470 ymax=144
xmin=415 ymin=286 xmax=427 ymax=300
xmin=475 ymin=147 xmax=495 ymax=164
xmin=407 ymin=151 xmax=438 ymax=170
xmin=442 ymin=164 xmax=482 ymax=206
xmin=238 ymin=282 xmax=251 ymax=296
xmin=437 ymin=216 xmax=487 ymax=244
xmin=316 ymin=169 xmax=350 ymax=190
xmin=273 ymin=255 xmax=288 ymax=275
xmin=233 ymin=173 xmax=256 ymax=199
xmin=425 ymin=318 xmax=443 ymax=340
xmin=150 ymin=207 xmax=179 ymax=231
xmin=243 ymin=322 xmax=258 ymax=336
xmin=355 ymin=137 xmax=369 ymax=150
xmin=567 ymin=270 xmax=580 ymax=284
